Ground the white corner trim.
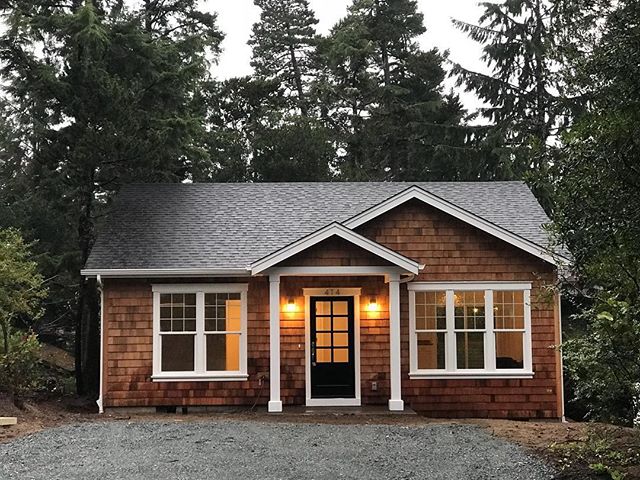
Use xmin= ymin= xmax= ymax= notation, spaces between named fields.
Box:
xmin=342 ymin=185 xmax=568 ymax=266
xmin=96 ymin=274 xmax=104 ymax=414
xmin=250 ymin=222 xmax=421 ymax=275
xmin=82 ymin=268 xmax=250 ymax=278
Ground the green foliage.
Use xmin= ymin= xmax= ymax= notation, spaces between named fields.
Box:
xmin=452 ymin=0 xmax=574 ymax=209
xmin=550 ymin=425 xmax=638 ymax=479
xmin=563 ymin=298 xmax=640 ymax=424
xmin=0 ymin=228 xmax=47 ymax=356
xmin=0 ymin=331 xmax=43 ymax=400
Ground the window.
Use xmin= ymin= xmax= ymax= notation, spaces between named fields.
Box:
xmin=408 ymin=282 xmax=532 ymax=378
xmin=152 ymin=284 xmax=248 ymax=381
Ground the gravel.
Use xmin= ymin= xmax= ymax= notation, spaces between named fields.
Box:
xmin=0 ymin=420 xmax=555 ymax=479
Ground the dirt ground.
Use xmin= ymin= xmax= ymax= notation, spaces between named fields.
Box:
xmin=1 ymin=399 xmax=639 ymax=479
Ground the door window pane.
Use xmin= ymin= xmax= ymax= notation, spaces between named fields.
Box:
xmin=417 ymin=332 xmax=445 ymax=369
xmin=316 ymin=333 xmax=332 ymax=347
xmin=206 ymin=333 xmax=240 ymax=371
xmin=333 ymin=333 xmax=349 ymax=347
xmin=333 ymin=316 xmax=348 ymax=331
xmin=161 ymin=334 xmax=195 ymax=371
xmin=495 ymin=332 xmax=524 ymax=369
xmin=333 ymin=301 xmax=348 ymax=315
xmin=316 ymin=317 xmax=331 ymax=331
xmin=315 ymin=301 xmax=331 ymax=316
xmin=333 ymin=348 xmax=349 ymax=363
xmin=456 ymin=332 xmax=485 ymax=369
xmin=316 ymin=348 xmax=331 ymax=363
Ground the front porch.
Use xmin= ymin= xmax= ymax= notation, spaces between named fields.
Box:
xmin=265 ymin=268 xmax=409 ymax=413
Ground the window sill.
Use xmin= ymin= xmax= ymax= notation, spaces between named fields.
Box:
xmin=409 ymin=371 xmax=534 ymax=380
xmin=151 ymin=373 xmax=249 ymax=382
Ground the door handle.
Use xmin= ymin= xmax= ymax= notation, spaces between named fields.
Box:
xmin=311 ymin=340 xmax=316 ymax=366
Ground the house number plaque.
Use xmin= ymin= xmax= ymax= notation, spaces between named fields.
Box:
xmin=323 ymin=288 xmax=340 ymax=295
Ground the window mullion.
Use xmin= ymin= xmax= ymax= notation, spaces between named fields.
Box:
xmin=485 ymin=289 xmax=496 ymax=371
xmin=445 ymin=290 xmax=456 ymax=372
xmin=195 ymin=291 xmax=205 ymax=373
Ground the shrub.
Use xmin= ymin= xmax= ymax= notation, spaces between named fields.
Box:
xmin=0 ymin=330 xmax=43 ymax=401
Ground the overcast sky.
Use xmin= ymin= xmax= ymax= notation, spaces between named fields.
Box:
xmin=208 ymin=0 xmax=489 ymax=109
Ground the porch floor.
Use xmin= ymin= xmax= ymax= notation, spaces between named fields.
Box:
xmin=281 ymin=405 xmax=417 ymax=416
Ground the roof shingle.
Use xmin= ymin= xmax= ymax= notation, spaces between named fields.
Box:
xmin=84 ymin=182 xmax=555 ymax=270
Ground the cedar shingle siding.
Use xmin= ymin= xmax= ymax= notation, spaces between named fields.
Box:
xmin=102 ymin=200 xmax=560 ymax=418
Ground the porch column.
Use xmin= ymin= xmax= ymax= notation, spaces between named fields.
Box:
xmin=268 ymin=274 xmax=283 ymax=413
xmin=388 ymin=273 xmax=404 ymax=411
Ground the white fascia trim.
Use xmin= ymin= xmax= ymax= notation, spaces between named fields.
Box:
xmin=407 ymin=281 xmax=533 ymax=291
xmin=343 ymin=185 xmax=569 ymax=266
xmin=152 ymin=283 xmax=249 ymax=293
xmin=82 ymin=268 xmax=250 ymax=278
xmin=270 ymin=266 xmax=406 ymax=277
xmin=250 ymin=222 xmax=421 ymax=275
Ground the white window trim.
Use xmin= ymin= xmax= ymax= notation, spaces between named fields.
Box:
xmin=151 ymin=283 xmax=249 ymax=382
xmin=408 ymin=282 xmax=533 ymax=379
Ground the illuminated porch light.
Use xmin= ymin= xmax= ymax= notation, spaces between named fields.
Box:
xmin=284 ymin=297 xmax=297 ymax=313
xmin=366 ymin=296 xmax=380 ymax=312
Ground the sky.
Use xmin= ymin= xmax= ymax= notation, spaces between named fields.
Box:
xmin=208 ymin=0 xmax=489 ymax=109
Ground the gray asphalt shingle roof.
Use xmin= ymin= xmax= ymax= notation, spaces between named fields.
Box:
xmin=84 ymin=182 xmax=556 ymax=271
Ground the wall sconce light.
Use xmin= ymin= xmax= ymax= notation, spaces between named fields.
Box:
xmin=284 ymin=297 xmax=297 ymax=313
xmin=366 ymin=296 xmax=380 ymax=312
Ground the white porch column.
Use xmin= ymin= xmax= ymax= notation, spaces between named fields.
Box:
xmin=388 ymin=273 xmax=404 ymax=411
xmin=268 ymin=274 xmax=283 ymax=413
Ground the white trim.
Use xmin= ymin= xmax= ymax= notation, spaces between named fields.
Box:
xmin=250 ymin=222 xmax=421 ymax=275
xmin=408 ymin=281 xmax=532 ymax=291
xmin=82 ymin=268 xmax=249 ymax=278
xmin=152 ymin=283 xmax=249 ymax=381
xmin=268 ymin=266 xmax=409 ymax=277
xmin=269 ymin=275 xmax=282 ymax=413
xmin=306 ymin=398 xmax=361 ymax=407
xmin=408 ymin=282 xmax=533 ymax=378
xmin=152 ymin=283 xmax=249 ymax=293
xmin=409 ymin=372 xmax=534 ymax=380
xmin=388 ymin=273 xmax=404 ymax=411
xmin=558 ymin=292 xmax=566 ymax=422
xmin=151 ymin=373 xmax=249 ymax=382
xmin=96 ymin=275 xmax=104 ymax=414
xmin=343 ymin=185 xmax=568 ymax=266
xmin=304 ymin=289 xmax=361 ymax=407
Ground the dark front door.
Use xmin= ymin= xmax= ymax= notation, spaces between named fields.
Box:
xmin=310 ymin=296 xmax=356 ymax=398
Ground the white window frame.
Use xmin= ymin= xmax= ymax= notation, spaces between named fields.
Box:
xmin=408 ymin=282 xmax=533 ymax=379
xmin=151 ymin=283 xmax=249 ymax=382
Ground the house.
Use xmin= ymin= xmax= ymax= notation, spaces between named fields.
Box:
xmin=82 ymin=182 xmax=568 ymax=418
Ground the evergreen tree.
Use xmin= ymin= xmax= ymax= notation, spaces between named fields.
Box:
xmin=319 ymin=0 xmax=468 ymax=181
xmin=0 ymin=0 xmax=222 ymax=394
xmin=249 ymin=0 xmax=319 ymax=116
xmin=452 ymin=0 xmax=571 ymax=207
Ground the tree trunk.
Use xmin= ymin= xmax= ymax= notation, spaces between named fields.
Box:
xmin=74 ymin=169 xmax=100 ymax=397
xmin=288 ymin=44 xmax=308 ymax=116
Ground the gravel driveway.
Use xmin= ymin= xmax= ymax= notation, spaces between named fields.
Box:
xmin=0 ymin=419 xmax=555 ymax=479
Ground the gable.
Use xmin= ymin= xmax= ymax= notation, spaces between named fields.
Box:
xmin=344 ymin=185 xmax=566 ymax=266
xmin=279 ymin=236 xmax=397 ymax=267
xmin=356 ymin=199 xmax=557 ymax=276
xmin=249 ymin=223 xmax=422 ymax=275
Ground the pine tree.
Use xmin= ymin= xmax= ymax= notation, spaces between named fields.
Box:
xmin=249 ymin=0 xmax=319 ymax=116
xmin=318 ymin=0 xmax=467 ymax=181
xmin=452 ymin=0 xmax=571 ymax=206
xmin=0 ymin=0 xmax=222 ymax=394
